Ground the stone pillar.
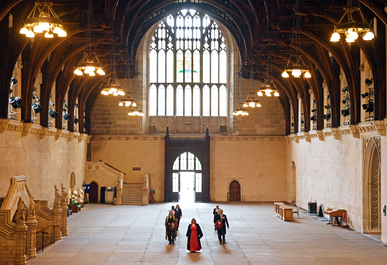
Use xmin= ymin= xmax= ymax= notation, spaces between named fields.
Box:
xmin=142 ymin=175 xmax=149 ymax=206
xmin=14 ymin=217 xmax=27 ymax=264
xmin=142 ymin=186 xmax=148 ymax=206
xmin=25 ymin=215 xmax=37 ymax=258
xmin=60 ymin=200 xmax=68 ymax=236
xmin=53 ymin=202 xmax=62 ymax=241
xmin=116 ymin=186 xmax=122 ymax=205
xmin=115 ymin=173 xmax=124 ymax=205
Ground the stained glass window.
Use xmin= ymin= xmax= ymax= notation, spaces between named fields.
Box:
xmin=149 ymin=9 xmax=227 ymax=117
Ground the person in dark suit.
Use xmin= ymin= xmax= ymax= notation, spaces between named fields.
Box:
xmin=186 ymin=218 xmax=203 ymax=252
xmin=165 ymin=211 xmax=177 ymax=244
xmin=214 ymin=209 xmax=229 ymax=244
xmin=175 ymin=204 xmax=182 ymax=231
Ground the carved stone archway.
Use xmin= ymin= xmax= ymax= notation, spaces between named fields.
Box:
xmin=362 ymin=137 xmax=381 ymax=234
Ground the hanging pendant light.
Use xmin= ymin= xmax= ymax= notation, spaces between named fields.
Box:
xmin=74 ymin=52 xmax=105 ymax=76
xmin=243 ymin=55 xmax=261 ymax=108
xmin=257 ymin=47 xmax=279 ymax=97
xmin=330 ymin=0 xmax=375 ymax=43
xmin=74 ymin=0 xmax=104 ymax=77
xmin=282 ymin=55 xmax=311 ymax=79
xmin=243 ymin=92 xmax=262 ymax=108
xmin=282 ymin=0 xmax=312 ymax=80
xmin=258 ymin=79 xmax=280 ymax=97
xmin=118 ymin=92 xmax=136 ymax=106
xmin=232 ymin=107 xmax=249 ymax=116
xmin=101 ymin=78 xmax=125 ymax=96
xmin=127 ymin=66 xmax=144 ymax=116
xmin=20 ymin=1 xmax=67 ymax=38
xmin=233 ymin=69 xmax=249 ymax=117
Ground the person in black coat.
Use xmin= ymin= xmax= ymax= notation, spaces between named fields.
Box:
xmin=214 ymin=209 xmax=229 ymax=244
xmin=165 ymin=211 xmax=177 ymax=244
xmin=186 ymin=218 xmax=203 ymax=252
xmin=175 ymin=204 xmax=182 ymax=231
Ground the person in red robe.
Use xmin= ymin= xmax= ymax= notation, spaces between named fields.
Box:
xmin=186 ymin=218 xmax=203 ymax=252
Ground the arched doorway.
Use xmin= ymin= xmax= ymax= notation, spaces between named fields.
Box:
xmin=172 ymin=151 xmax=203 ymax=202
xmin=89 ymin=182 xmax=99 ymax=203
xmin=164 ymin=128 xmax=211 ymax=202
xmin=363 ymin=137 xmax=381 ymax=234
xmin=229 ymin=180 xmax=241 ymax=201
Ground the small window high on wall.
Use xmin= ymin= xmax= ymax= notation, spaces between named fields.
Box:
xmin=149 ymin=9 xmax=227 ymax=117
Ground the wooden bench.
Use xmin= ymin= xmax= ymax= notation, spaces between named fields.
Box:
xmin=279 ymin=205 xmax=294 ymax=221
xmin=274 ymin=202 xmax=285 ymax=217
xmin=274 ymin=202 xmax=294 ymax=221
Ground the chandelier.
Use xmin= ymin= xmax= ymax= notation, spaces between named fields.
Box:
xmin=258 ymin=48 xmax=279 ymax=97
xmin=117 ymin=61 xmax=136 ymax=104
xmin=243 ymin=92 xmax=262 ymax=108
xmin=232 ymin=107 xmax=249 ymax=116
xmin=118 ymin=92 xmax=136 ymax=106
xmin=281 ymin=55 xmax=311 ymax=79
xmin=20 ymin=1 xmax=67 ymax=38
xmin=233 ymin=69 xmax=249 ymax=116
xmin=127 ymin=67 xmax=144 ymax=116
xmin=101 ymin=79 xmax=125 ymax=96
xmin=243 ymin=55 xmax=261 ymax=108
xmin=74 ymin=0 xmax=104 ymax=76
xmin=128 ymin=107 xmax=144 ymax=117
xmin=258 ymin=79 xmax=279 ymax=97
xmin=282 ymin=0 xmax=312 ymax=79
xmin=74 ymin=52 xmax=105 ymax=76
xmin=330 ymin=0 xmax=374 ymax=43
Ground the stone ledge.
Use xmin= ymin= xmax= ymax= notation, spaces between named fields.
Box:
xmin=91 ymin=135 xmax=165 ymax=141
xmin=288 ymin=119 xmax=387 ymax=143
xmin=0 ymin=118 xmax=88 ymax=142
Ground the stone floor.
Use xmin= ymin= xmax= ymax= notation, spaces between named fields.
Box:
xmin=28 ymin=202 xmax=387 ymax=264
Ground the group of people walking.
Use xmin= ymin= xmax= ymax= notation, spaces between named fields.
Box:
xmin=164 ymin=204 xmax=229 ymax=252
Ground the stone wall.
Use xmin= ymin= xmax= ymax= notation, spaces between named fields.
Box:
xmin=234 ymin=79 xmax=286 ymax=136
xmin=211 ymin=136 xmax=288 ymax=201
xmin=90 ymin=79 xmax=142 ymax=136
xmin=288 ymin=126 xmax=387 ymax=237
xmin=90 ymin=135 xmax=288 ymax=202
xmin=90 ymin=136 xmax=165 ymax=201
xmin=0 ymin=128 xmax=87 ymax=205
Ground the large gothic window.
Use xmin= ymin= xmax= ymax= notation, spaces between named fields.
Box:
xmin=149 ymin=9 xmax=227 ymax=117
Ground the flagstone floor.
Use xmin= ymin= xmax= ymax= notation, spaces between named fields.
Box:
xmin=27 ymin=202 xmax=387 ymax=264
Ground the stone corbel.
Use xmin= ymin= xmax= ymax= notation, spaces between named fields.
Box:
xmin=86 ymin=135 xmax=91 ymax=143
xmin=294 ymin=135 xmax=299 ymax=144
xmin=349 ymin=125 xmax=360 ymax=138
xmin=55 ymin=129 xmax=62 ymax=141
xmin=373 ymin=120 xmax=386 ymax=136
xmin=304 ymin=132 xmax=311 ymax=143
xmin=0 ymin=119 xmax=10 ymax=133
xmin=331 ymin=128 xmax=340 ymax=140
xmin=316 ymin=130 xmax=324 ymax=141
xmin=22 ymin=123 xmax=33 ymax=137
xmin=68 ymin=132 xmax=74 ymax=142
xmin=40 ymin=127 xmax=49 ymax=139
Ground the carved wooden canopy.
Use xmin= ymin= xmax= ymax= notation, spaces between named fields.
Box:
xmin=0 ymin=0 xmax=386 ymax=134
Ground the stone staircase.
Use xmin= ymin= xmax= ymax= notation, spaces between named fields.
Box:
xmin=122 ymin=183 xmax=143 ymax=205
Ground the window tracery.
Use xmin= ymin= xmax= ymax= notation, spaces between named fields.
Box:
xmin=149 ymin=9 xmax=227 ymax=117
